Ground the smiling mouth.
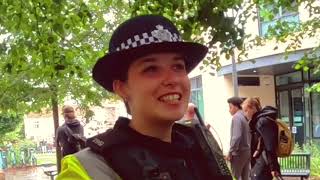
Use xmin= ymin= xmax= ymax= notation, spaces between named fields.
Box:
xmin=158 ymin=93 xmax=182 ymax=104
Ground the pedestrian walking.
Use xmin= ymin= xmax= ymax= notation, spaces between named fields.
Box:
xmin=226 ymin=97 xmax=251 ymax=180
xmin=56 ymin=105 xmax=85 ymax=157
xmin=242 ymin=97 xmax=281 ymax=180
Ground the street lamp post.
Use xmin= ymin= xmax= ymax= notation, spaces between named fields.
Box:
xmin=231 ymin=52 xmax=239 ymax=97
xmin=224 ymin=9 xmax=239 ymax=97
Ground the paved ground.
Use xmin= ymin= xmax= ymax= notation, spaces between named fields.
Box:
xmin=3 ymin=166 xmax=54 ymax=180
xmin=2 ymin=167 xmax=320 ymax=180
xmin=283 ymin=177 xmax=320 ymax=180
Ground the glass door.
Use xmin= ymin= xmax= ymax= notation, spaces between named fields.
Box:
xmin=278 ymin=91 xmax=290 ymax=123
xmin=311 ymin=92 xmax=320 ymax=138
xmin=291 ymin=88 xmax=304 ymax=146
xmin=277 ymin=87 xmax=305 ymax=146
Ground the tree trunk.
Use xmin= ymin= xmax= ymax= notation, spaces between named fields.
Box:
xmin=51 ymin=94 xmax=61 ymax=173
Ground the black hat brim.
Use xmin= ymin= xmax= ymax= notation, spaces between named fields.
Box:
xmin=92 ymin=41 xmax=208 ymax=92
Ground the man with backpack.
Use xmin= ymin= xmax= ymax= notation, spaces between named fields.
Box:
xmin=56 ymin=105 xmax=85 ymax=157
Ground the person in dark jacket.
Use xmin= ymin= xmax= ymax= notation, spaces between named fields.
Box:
xmin=57 ymin=15 xmax=232 ymax=180
xmin=242 ymin=97 xmax=281 ymax=180
xmin=56 ymin=105 xmax=84 ymax=157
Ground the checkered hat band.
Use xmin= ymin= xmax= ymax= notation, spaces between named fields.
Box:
xmin=115 ymin=26 xmax=182 ymax=51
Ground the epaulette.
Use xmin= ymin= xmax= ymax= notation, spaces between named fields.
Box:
xmin=86 ymin=128 xmax=130 ymax=155
xmin=173 ymin=121 xmax=196 ymax=134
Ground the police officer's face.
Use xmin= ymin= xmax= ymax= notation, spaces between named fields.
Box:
xmin=115 ymin=52 xmax=190 ymax=123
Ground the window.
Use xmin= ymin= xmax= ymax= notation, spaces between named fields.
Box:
xmin=310 ymin=68 xmax=320 ymax=81
xmin=303 ymin=70 xmax=309 ymax=81
xmin=304 ymin=84 xmax=311 ymax=139
xmin=238 ymin=77 xmax=260 ymax=86
xmin=259 ymin=2 xmax=299 ymax=37
xmin=312 ymin=92 xmax=320 ymax=138
xmin=279 ymin=91 xmax=290 ymax=123
xmin=291 ymin=89 xmax=303 ymax=123
xmin=275 ymin=71 xmax=302 ymax=86
xmin=190 ymin=76 xmax=205 ymax=118
xmin=34 ymin=121 xmax=39 ymax=128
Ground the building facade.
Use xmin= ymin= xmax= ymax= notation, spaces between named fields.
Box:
xmin=188 ymin=2 xmax=320 ymax=153
xmin=24 ymin=101 xmax=127 ymax=147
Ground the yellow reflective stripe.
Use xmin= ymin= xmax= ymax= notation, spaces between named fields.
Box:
xmin=57 ymin=155 xmax=91 ymax=180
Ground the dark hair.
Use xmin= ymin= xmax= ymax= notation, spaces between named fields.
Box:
xmin=117 ymin=65 xmax=130 ymax=82
xmin=124 ymin=101 xmax=131 ymax=115
xmin=227 ymin=97 xmax=244 ymax=109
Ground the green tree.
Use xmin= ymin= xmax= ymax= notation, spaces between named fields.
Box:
xmin=0 ymin=0 xmax=128 ymax=113
xmin=0 ymin=0 xmax=129 ymax=169
xmin=0 ymin=121 xmax=25 ymax=147
xmin=0 ymin=112 xmax=23 ymax=140
xmin=130 ymin=0 xmax=320 ymax=89
xmin=130 ymin=0 xmax=247 ymax=69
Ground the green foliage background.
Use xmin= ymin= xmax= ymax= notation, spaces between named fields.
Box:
xmin=0 ymin=113 xmax=22 ymax=135
xmin=0 ymin=0 xmax=128 ymax=115
xmin=294 ymin=142 xmax=320 ymax=176
xmin=1 ymin=0 xmax=319 ymax=115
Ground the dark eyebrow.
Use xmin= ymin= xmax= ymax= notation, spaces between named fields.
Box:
xmin=173 ymin=55 xmax=185 ymax=61
xmin=136 ymin=54 xmax=185 ymax=66
xmin=139 ymin=57 xmax=156 ymax=64
xmin=147 ymin=55 xmax=185 ymax=61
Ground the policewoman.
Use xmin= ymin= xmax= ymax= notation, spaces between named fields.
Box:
xmin=57 ymin=15 xmax=232 ymax=180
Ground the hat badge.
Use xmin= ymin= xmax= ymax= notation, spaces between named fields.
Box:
xmin=151 ymin=25 xmax=173 ymax=42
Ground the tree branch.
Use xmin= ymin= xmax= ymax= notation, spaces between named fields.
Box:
xmin=31 ymin=0 xmax=41 ymax=37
